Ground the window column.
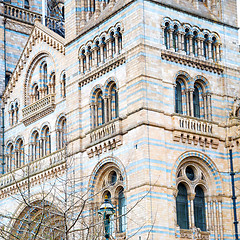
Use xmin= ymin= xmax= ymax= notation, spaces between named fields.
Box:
xmin=189 ymin=88 xmax=194 ymax=117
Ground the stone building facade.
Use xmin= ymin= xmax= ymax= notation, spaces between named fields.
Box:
xmin=0 ymin=0 xmax=240 ymax=239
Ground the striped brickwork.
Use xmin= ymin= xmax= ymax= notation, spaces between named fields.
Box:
xmin=0 ymin=0 xmax=239 ymax=240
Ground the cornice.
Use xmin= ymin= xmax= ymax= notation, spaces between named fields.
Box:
xmin=79 ymin=53 xmax=126 ymax=87
xmin=161 ymin=50 xmax=224 ymax=75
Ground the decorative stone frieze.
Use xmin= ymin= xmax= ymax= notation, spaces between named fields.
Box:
xmin=87 ymin=135 xmax=123 ymax=158
xmin=172 ymin=115 xmax=219 ymax=148
xmin=22 ymin=94 xmax=55 ymax=126
xmin=161 ymin=50 xmax=224 ymax=74
xmin=177 ymin=228 xmax=210 ymax=239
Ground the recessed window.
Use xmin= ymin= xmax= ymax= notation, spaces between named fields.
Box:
xmin=186 ymin=166 xmax=194 ymax=181
xmin=109 ymin=171 xmax=117 ymax=185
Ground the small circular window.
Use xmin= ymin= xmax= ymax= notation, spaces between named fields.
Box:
xmin=186 ymin=166 xmax=195 ymax=181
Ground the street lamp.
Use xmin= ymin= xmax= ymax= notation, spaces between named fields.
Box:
xmin=98 ymin=195 xmax=115 ymax=240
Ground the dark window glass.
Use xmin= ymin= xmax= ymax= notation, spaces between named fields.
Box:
xmin=194 ymin=186 xmax=206 ymax=231
xmin=176 ymin=183 xmax=189 ymax=229
xmin=175 ymin=82 xmax=183 ymax=114
xmin=193 ymin=86 xmax=200 ymax=118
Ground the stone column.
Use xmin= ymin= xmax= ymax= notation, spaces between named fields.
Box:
xmin=186 ymin=89 xmax=190 ymax=116
xmin=189 ymin=34 xmax=194 ymax=56
xmin=208 ymin=39 xmax=213 ymax=61
xmin=189 ymin=193 xmax=195 ymax=228
xmin=114 ymin=33 xmax=119 ymax=55
xmin=189 ymin=88 xmax=194 ymax=117
xmin=177 ymin=32 xmax=181 ymax=52
xmin=169 ymin=29 xmax=174 ymax=51
xmin=90 ymin=103 xmax=95 ymax=129
xmin=86 ymin=51 xmax=91 ymax=71
xmin=161 ymin=27 xmax=166 ymax=49
xmin=99 ymin=42 xmax=104 ymax=63
xmin=103 ymin=96 xmax=108 ymax=123
xmin=106 ymin=37 xmax=112 ymax=59
xmin=216 ymin=43 xmax=220 ymax=62
xmin=207 ymin=93 xmax=212 ymax=121
xmin=219 ymin=200 xmax=223 ymax=240
xmin=79 ymin=56 xmax=84 ymax=73
xmin=203 ymin=93 xmax=207 ymax=119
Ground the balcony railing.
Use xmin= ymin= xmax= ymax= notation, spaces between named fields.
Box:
xmin=3 ymin=3 xmax=65 ymax=37
xmin=173 ymin=115 xmax=213 ymax=135
xmin=22 ymin=94 xmax=55 ymax=126
xmin=0 ymin=150 xmax=65 ymax=189
xmin=90 ymin=118 xmax=122 ymax=143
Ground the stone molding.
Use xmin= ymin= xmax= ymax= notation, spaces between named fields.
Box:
xmin=161 ymin=50 xmax=224 ymax=74
xmin=79 ymin=54 xmax=126 ymax=87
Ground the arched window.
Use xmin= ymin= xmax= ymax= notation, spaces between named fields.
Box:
xmin=93 ymin=165 xmax=126 ymax=238
xmin=32 ymin=131 xmax=40 ymax=161
xmin=16 ymin=139 xmax=24 ymax=168
xmin=118 ymin=188 xmax=126 ymax=233
xmin=194 ymin=186 xmax=206 ymax=231
xmin=33 ymin=84 xmax=40 ymax=102
xmin=110 ymin=32 xmax=115 ymax=57
xmin=176 ymin=162 xmax=210 ymax=236
xmin=15 ymin=102 xmax=19 ymax=124
xmin=42 ymin=126 xmax=51 ymax=157
xmin=61 ymin=73 xmax=66 ymax=98
xmin=176 ymin=183 xmax=189 ymax=229
xmin=80 ymin=50 xmax=86 ymax=73
xmin=175 ymin=81 xmax=183 ymax=114
xmin=193 ymin=86 xmax=200 ymax=118
xmin=57 ymin=117 xmax=66 ymax=150
xmin=97 ymin=90 xmax=104 ymax=126
xmin=10 ymin=104 xmax=14 ymax=126
xmin=24 ymin=0 xmax=30 ymax=9
xmin=110 ymin=83 xmax=119 ymax=120
xmin=173 ymin=25 xmax=178 ymax=52
xmin=6 ymin=143 xmax=14 ymax=172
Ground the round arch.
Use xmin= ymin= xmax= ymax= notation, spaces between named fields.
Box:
xmin=172 ymin=151 xmax=222 ymax=194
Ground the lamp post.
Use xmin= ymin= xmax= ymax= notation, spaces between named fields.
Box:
xmin=98 ymin=196 xmax=115 ymax=240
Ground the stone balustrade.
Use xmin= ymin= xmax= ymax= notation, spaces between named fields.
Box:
xmin=90 ymin=118 xmax=122 ymax=143
xmin=4 ymin=3 xmax=41 ymax=23
xmin=0 ymin=150 xmax=65 ymax=189
xmin=176 ymin=116 xmax=213 ymax=134
xmin=22 ymin=94 xmax=55 ymax=125
xmin=3 ymin=2 xmax=62 ymax=30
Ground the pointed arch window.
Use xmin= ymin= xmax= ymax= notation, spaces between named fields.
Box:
xmin=194 ymin=186 xmax=206 ymax=231
xmin=176 ymin=183 xmax=189 ymax=229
